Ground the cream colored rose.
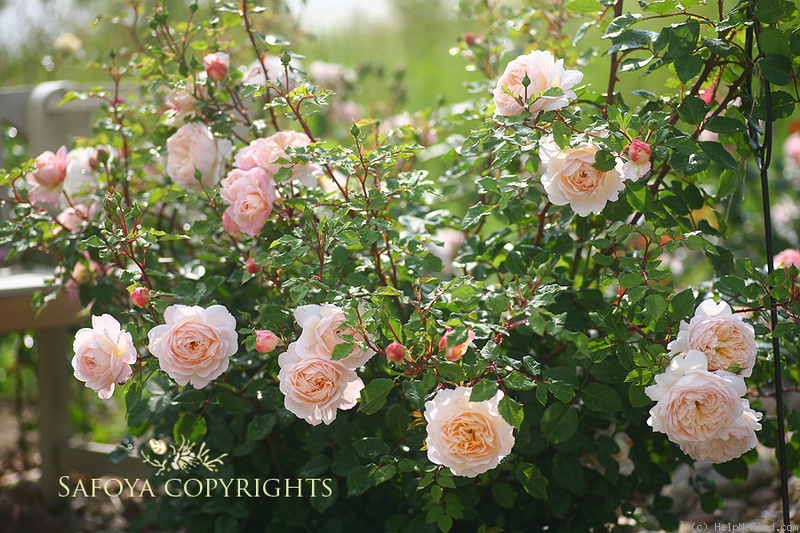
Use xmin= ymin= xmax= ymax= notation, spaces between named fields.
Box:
xmin=147 ymin=304 xmax=238 ymax=388
xmin=72 ymin=314 xmax=137 ymax=399
xmin=492 ymin=50 xmax=583 ymax=117
xmin=647 ymin=351 xmax=745 ymax=444
xmin=294 ymin=304 xmax=375 ymax=368
xmin=668 ymin=299 xmax=757 ymax=377
xmin=278 ymin=343 xmax=364 ymax=426
xmin=539 ymin=135 xmax=627 ymax=217
xmin=678 ymin=400 xmax=762 ymax=463
xmin=166 ymin=123 xmax=232 ymax=190
xmin=425 ymin=387 xmax=515 ymax=477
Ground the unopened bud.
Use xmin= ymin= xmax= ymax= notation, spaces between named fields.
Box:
xmin=385 ymin=341 xmax=407 ymax=363
xmin=255 ymin=330 xmax=280 ymax=353
xmin=245 ymin=258 xmax=260 ymax=274
xmin=628 ymin=139 xmax=651 ymax=164
xmin=130 ymin=287 xmax=150 ymax=307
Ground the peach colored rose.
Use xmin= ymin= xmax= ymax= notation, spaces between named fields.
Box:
xmin=539 ymin=135 xmax=627 ymax=217
xmin=147 ymin=304 xmax=238 ymax=388
xmin=438 ymin=328 xmax=476 ymax=362
xmin=492 ymin=50 xmax=583 ymax=117
xmin=278 ymin=343 xmax=364 ymax=426
xmin=72 ymin=314 xmax=137 ymax=399
xmin=203 ymin=52 xmax=230 ymax=81
xmin=234 ymin=131 xmax=321 ymax=187
xmin=668 ymin=299 xmax=757 ymax=377
xmin=424 ymin=387 xmax=515 ymax=477
xmin=166 ymin=123 xmax=232 ymax=190
xmin=678 ymin=400 xmax=762 ymax=463
xmin=294 ymin=304 xmax=375 ymax=368
xmin=26 ymin=146 xmax=68 ymax=205
xmin=220 ymin=167 xmax=277 ymax=236
xmin=646 ymin=350 xmax=745 ymax=444
xmin=775 ymin=249 xmax=800 ymax=269
xmin=255 ymin=330 xmax=280 ymax=353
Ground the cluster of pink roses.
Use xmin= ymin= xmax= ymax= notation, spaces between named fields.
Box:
xmin=646 ymin=300 xmax=761 ymax=463
xmin=492 ymin=49 xmax=652 ymax=217
xmin=72 ymin=304 xmax=240 ymax=398
xmin=278 ymin=304 xmax=374 ymax=426
xmin=220 ymin=131 xmax=322 ymax=236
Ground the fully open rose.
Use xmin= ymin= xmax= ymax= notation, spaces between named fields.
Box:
xmin=147 ymin=304 xmax=238 ymax=388
xmin=539 ymin=135 xmax=627 ymax=216
xmin=678 ymin=400 xmax=762 ymax=463
xmin=72 ymin=314 xmax=137 ymax=399
xmin=277 ymin=343 xmax=364 ymax=426
xmin=166 ymin=122 xmax=232 ymax=190
xmin=294 ymin=303 xmax=375 ymax=368
xmin=424 ymin=387 xmax=515 ymax=478
xmin=668 ymin=299 xmax=757 ymax=377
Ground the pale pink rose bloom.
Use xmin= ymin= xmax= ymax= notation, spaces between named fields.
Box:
xmin=62 ymin=147 xmax=102 ymax=206
xmin=56 ymin=204 xmax=91 ymax=231
xmin=166 ymin=123 xmax=232 ymax=190
xmin=678 ymin=400 xmax=762 ymax=463
xmin=220 ymin=168 xmax=277 ymax=236
xmin=166 ymin=87 xmax=197 ymax=115
xmin=221 ymin=211 xmax=241 ymax=237
xmin=424 ymin=387 xmax=515 ymax=477
xmin=438 ymin=328 xmax=476 ymax=362
xmin=26 ymin=146 xmax=68 ymax=205
xmin=775 ymin=248 xmax=800 ymax=269
xmin=385 ymin=341 xmax=407 ymax=362
xmin=278 ymin=343 xmax=364 ymax=426
xmin=539 ymin=135 xmax=627 ymax=217
xmin=72 ymin=314 xmax=137 ymax=399
xmin=667 ymin=299 xmax=757 ymax=377
xmin=783 ymin=133 xmax=800 ymax=169
xmin=492 ymin=50 xmax=583 ymax=117
xmin=255 ymin=330 xmax=280 ymax=353
xmin=294 ymin=304 xmax=375 ymax=369
xmin=234 ymin=131 xmax=321 ymax=187
xmin=203 ymin=52 xmax=230 ymax=81
xmin=646 ymin=350 xmax=745 ymax=444
xmin=427 ymin=229 xmax=464 ymax=274
xmin=308 ymin=61 xmax=356 ymax=89
xmin=147 ymin=304 xmax=238 ymax=388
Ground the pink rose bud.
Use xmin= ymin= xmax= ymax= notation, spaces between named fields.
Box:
xmin=698 ymin=88 xmax=715 ymax=105
xmin=204 ymin=52 xmax=230 ymax=82
xmin=385 ymin=341 xmax=407 ymax=362
xmin=130 ymin=287 xmax=151 ymax=307
xmin=464 ymin=32 xmax=477 ymax=46
xmin=32 ymin=146 xmax=69 ymax=188
xmin=628 ymin=140 xmax=651 ymax=164
xmin=245 ymin=258 xmax=260 ymax=274
xmin=438 ymin=328 xmax=476 ymax=362
xmin=255 ymin=330 xmax=280 ymax=353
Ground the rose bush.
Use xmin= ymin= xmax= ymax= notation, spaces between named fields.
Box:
xmin=2 ymin=0 xmax=800 ymax=531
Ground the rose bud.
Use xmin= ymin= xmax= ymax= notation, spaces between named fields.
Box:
xmin=464 ymin=32 xmax=478 ymax=46
xmin=628 ymin=139 xmax=651 ymax=164
xmin=438 ymin=328 xmax=476 ymax=362
xmin=245 ymin=258 xmax=260 ymax=274
xmin=204 ymin=52 xmax=230 ymax=82
xmin=130 ymin=287 xmax=151 ymax=307
xmin=255 ymin=329 xmax=280 ymax=353
xmin=385 ymin=341 xmax=407 ymax=363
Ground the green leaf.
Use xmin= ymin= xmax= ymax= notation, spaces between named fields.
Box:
xmin=593 ymin=150 xmax=616 ymax=172
xmin=669 ymin=151 xmax=710 ymax=176
xmin=755 ymin=0 xmax=792 ymax=24
xmin=470 ymin=379 xmax=500 ymax=402
xmin=245 ymin=414 xmax=276 ymax=443
xmin=516 ymin=463 xmax=548 ymax=499
xmin=669 ymin=289 xmax=695 ymax=321
xmin=564 ymin=0 xmax=601 ymax=14
xmin=332 ymin=341 xmax=356 ymax=361
xmin=499 ymin=395 xmax=525 ymax=429
xmin=699 ymin=141 xmax=738 ymax=170
xmin=760 ymin=54 xmax=793 ymax=86
xmin=713 ymin=458 xmax=749 ymax=481
xmin=352 ymin=437 xmax=390 ymax=458
xmin=641 ymin=0 xmax=678 ymax=15
xmin=702 ymin=38 xmax=735 ymax=58
xmin=462 ymin=203 xmax=491 ymax=231
xmin=491 ymin=482 xmax=518 ymax=509
xmin=603 ymin=14 xmax=642 ymax=39
xmin=759 ymin=28 xmax=792 ymax=57
xmin=214 ymin=391 xmax=245 ymax=413
xmin=372 ymin=464 xmax=397 ymax=486
xmin=675 ymin=55 xmax=703 ymax=83
xmin=438 ymin=362 xmax=467 ymax=382
xmin=704 ymin=116 xmax=745 ymax=134
xmin=173 ymin=415 xmax=207 ymax=444
xmin=541 ymin=403 xmax=578 ymax=443
xmin=581 ymin=383 xmax=622 ymax=412
xmin=553 ymin=121 xmax=571 ymax=150
xmin=346 ymin=465 xmax=373 ymax=496
xmin=359 ymin=378 xmax=394 ymax=415
xmin=677 ymin=95 xmax=708 ymax=125
xmin=552 ymin=453 xmax=586 ymax=494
